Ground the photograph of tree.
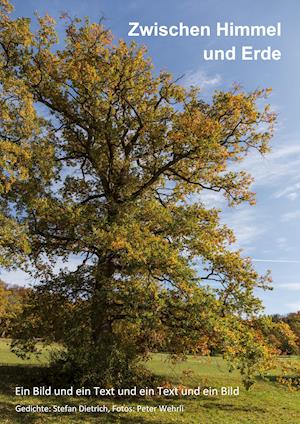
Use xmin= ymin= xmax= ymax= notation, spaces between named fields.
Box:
xmin=0 ymin=0 xmax=300 ymax=423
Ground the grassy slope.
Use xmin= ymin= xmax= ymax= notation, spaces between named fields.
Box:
xmin=0 ymin=339 xmax=51 ymax=365
xmin=0 ymin=340 xmax=299 ymax=423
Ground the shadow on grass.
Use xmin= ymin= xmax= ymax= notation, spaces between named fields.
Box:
xmin=0 ymin=364 xmax=47 ymax=393
xmin=0 ymin=365 xmax=47 ymax=423
xmin=259 ymin=373 xmax=300 ymax=390
xmin=201 ymin=401 xmax=266 ymax=413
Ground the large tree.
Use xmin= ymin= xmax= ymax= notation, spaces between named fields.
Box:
xmin=0 ymin=0 xmax=276 ymax=386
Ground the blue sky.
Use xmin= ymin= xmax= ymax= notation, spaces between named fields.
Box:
xmin=2 ymin=0 xmax=300 ymax=315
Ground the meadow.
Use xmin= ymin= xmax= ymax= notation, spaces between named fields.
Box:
xmin=0 ymin=339 xmax=299 ymax=423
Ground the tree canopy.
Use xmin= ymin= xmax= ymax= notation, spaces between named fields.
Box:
xmin=0 ymin=0 xmax=277 ymax=387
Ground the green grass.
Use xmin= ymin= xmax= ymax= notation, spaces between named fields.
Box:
xmin=0 ymin=339 xmax=299 ymax=423
xmin=0 ymin=339 xmax=51 ymax=365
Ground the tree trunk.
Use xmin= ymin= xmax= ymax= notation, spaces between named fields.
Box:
xmin=91 ymin=259 xmax=114 ymax=346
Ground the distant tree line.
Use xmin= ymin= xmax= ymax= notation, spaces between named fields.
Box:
xmin=268 ymin=312 xmax=300 ymax=355
xmin=0 ymin=280 xmax=28 ymax=337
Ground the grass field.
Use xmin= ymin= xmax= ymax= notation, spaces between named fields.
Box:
xmin=0 ymin=339 xmax=299 ymax=423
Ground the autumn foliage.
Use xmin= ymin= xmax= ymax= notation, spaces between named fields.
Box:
xmin=0 ymin=0 xmax=279 ymax=387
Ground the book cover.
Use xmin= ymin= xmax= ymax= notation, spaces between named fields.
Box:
xmin=0 ymin=0 xmax=299 ymax=423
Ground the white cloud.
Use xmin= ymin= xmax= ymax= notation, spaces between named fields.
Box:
xmin=231 ymin=142 xmax=300 ymax=189
xmin=287 ymin=192 xmax=298 ymax=201
xmin=187 ymin=140 xmax=300 ymax=254
xmin=252 ymin=259 xmax=300 ymax=264
xmin=193 ymin=140 xmax=300 ymax=254
xmin=276 ymin=283 xmax=300 ymax=291
xmin=183 ymin=69 xmax=221 ymax=89
xmin=193 ymin=188 xmax=265 ymax=253
xmin=222 ymin=208 xmax=266 ymax=250
xmin=275 ymin=237 xmax=291 ymax=252
xmin=281 ymin=210 xmax=300 ymax=222
xmin=268 ymin=144 xmax=300 ymax=159
xmin=273 ymin=181 xmax=300 ymax=200
xmin=197 ymin=190 xmax=225 ymax=208
xmin=285 ymin=302 xmax=300 ymax=312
